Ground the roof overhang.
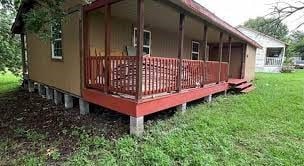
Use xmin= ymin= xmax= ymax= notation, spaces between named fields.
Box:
xmin=168 ymin=0 xmax=262 ymax=48
xmin=12 ymin=0 xmax=263 ymax=49
xmin=11 ymin=0 xmax=35 ymax=34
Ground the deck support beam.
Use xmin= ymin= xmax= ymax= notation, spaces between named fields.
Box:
xmin=104 ymin=3 xmax=111 ymax=94
xmin=136 ymin=0 xmax=144 ymax=101
xmin=227 ymin=36 xmax=232 ymax=81
xmin=218 ymin=32 xmax=224 ymax=83
xmin=177 ymin=103 xmax=187 ymax=113
xmin=130 ymin=116 xmax=144 ymax=137
xmin=79 ymin=99 xmax=90 ymax=115
xmin=54 ymin=90 xmax=63 ymax=105
xmin=202 ymin=25 xmax=208 ymax=85
xmin=28 ymin=80 xmax=35 ymax=92
xmin=177 ymin=13 xmax=185 ymax=92
xmin=64 ymin=94 xmax=74 ymax=109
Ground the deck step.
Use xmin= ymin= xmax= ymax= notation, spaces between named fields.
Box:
xmin=241 ymin=86 xmax=256 ymax=93
xmin=228 ymin=79 xmax=247 ymax=86
xmin=235 ymin=82 xmax=252 ymax=90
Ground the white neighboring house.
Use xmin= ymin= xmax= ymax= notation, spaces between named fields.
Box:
xmin=237 ymin=26 xmax=286 ymax=73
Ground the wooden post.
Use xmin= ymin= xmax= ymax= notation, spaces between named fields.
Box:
xmin=20 ymin=33 xmax=26 ymax=79
xmin=241 ymin=44 xmax=247 ymax=79
xmin=202 ymin=25 xmax=208 ymax=85
xmin=202 ymin=25 xmax=208 ymax=61
xmin=136 ymin=0 xmax=144 ymax=101
xmin=218 ymin=32 xmax=223 ymax=83
xmin=104 ymin=4 xmax=111 ymax=94
xmin=227 ymin=36 xmax=232 ymax=81
xmin=83 ymin=9 xmax=89 ymax=88
xmin=177 ymin=13 xmax=185 ymax=92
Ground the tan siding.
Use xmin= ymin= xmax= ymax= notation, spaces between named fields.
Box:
xmin=27 ymin=8 xmax=81 ymax=96
xmin=151 ymin=28 xmax=193 ymax=59
xmin=244 ymin=45 xmax=256 ymax=81
xmin=88 ymin=11 xmax=132 ymax=56
xmin=89 ymin=11 xmax=198 ymax=59
xmin=209 ymin=45 xmax=243 ymax=78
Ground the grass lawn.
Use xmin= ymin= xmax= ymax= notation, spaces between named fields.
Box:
xmin=1 ymin=71 xmax=304 ymax=165
xmin=0 ymin=72 xmax=20 ymax=95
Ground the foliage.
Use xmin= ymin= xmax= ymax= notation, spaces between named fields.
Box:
xmin=287 ymin=31 xmax=304 ymax=57
xmin=0 ymin=72 xmax=20 ymax=94
xmin=23 ymin=0 xmax=65 ymax=40
xmin=243 ymin=17 xmax=289 ymax=41
xmin=0 ymin=2 xmax=21 ymax=75
xmin=0 ymin=0 xmax=21 ymax=12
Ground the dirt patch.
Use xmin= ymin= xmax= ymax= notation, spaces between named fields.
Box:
xmin=0 ymin=88 xmax=131 ymax=164
xmin=0 ymin=88 xmax=181 ymax=164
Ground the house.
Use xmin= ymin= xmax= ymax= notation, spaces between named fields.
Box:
xmin=237 ymin=26 xmax=286 ymax=73
xmin=12 ymin=0 xmax=261 ymax=136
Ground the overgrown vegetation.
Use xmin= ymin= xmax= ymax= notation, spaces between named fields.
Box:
xmin=1 ymin=71 xmax=304 ymax=165
xmin=0 ymin=72 xmax=20 ymax=94
xmin=0 ymin=0 xmax=22 ymax=75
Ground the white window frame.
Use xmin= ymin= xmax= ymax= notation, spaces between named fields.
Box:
xmin=133 ymin=28 xmax=152 ymax=56
xmin=51 ymin=22 xmax=63 ymax=60
xmin=191 ymin=41 xmax=200 ymax=60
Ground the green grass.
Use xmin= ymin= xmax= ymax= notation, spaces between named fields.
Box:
xmin=0 ymin=72 xmax=20 ymax=94
xmin=66 ymin=71 xmax=304 ymax=165
xmin=2 ymin=71 xmax=304 ymax=165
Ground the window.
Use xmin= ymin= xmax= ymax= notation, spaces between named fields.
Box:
xmin=191 ymin=41 xmax=200 ymax=60
xmin=51 ymin=21 xmax=63 ymax=59
xmin=133 ymin=28 xmax=151 ymax=55
xmin=266 ymin=47 xmax=283 ymax=58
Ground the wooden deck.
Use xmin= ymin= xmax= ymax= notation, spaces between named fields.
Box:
xmin=84 ymin=55 xmax=232 ymax=117
xmin=83 ymin=81 xmax=229 ymax=117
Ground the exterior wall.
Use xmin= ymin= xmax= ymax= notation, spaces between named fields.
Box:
xmin=88 ymin=11 xmax=216 ymax=60
xmin=26 ymin=1 xmax=83 ymax=96
xmin=238 ymin=27 xmax=285 ymax=73
xmin=244 ymin=44 xmax=256 ymax=81
xmin=208 ymin=44 xmax=243 ymax=79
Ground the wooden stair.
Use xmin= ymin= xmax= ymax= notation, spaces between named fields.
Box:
xmin=241 ymin=86 xmax=255 ymax=93
xmin=228 ymin=78 xmax=255 ymax=94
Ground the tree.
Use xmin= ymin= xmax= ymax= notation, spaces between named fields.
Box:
xmin=270 ymin=1 xmax=304 ymax=30
xmin=0 ymin=0 xmax=64 ymax=75
xmin=287 ymin=31 xmax=304 ymax=57
xmin=23 ymin=0 xmax=65 ymax=40
xmin=243 ymin=17 xmax=289 ymax=41
xmin=0 ymin=0 xmax=21 ymax=75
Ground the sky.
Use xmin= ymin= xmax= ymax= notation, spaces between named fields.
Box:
xmin=195 ymin=0 xmax=304 ymax=31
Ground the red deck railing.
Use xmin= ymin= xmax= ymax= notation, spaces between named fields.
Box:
xmin=86 ymin=56 xmax=229 ymax=97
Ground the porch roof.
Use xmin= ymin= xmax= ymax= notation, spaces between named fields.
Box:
xmin=169 ymin=0 xmax=262 ymax=48
xmin=82 ymin=0 xmax=262 ymax=48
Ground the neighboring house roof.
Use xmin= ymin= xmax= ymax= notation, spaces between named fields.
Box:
xmin=12 ymin=0 xmax=262 ymax=48
xmin=237 ymin=26 xmax=287 ymax=46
